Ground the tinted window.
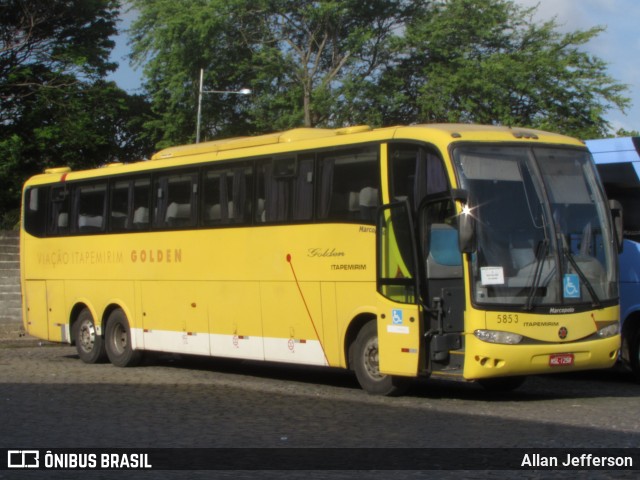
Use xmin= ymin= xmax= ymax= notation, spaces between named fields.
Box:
xmin=153 ymin=172 xmax=198 ymax=229
xmin=317 ymin=148 xmax=379 ymax=223
xmin=257 ymin=154 xmax=314 ymax=223
xmin=203 ymin=163 xmax=253 ymax=225
xmin=48 ymin=186 xmax=71 ymax=235
xmin=75 ymin=183 xmax=107 ymax=233
xmin=24 ymin=187 xmax=48 ymax=237
xmin=389 ymin=144 xmax=448 ymax=210
xmin=110 ymin=178 xmax=151 ymax=231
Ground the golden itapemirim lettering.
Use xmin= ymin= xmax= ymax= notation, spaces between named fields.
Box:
xmin=130 ymin=248 xmax=182 ymax=263
xmin=38 ymin=250 xmax=124 ymax=266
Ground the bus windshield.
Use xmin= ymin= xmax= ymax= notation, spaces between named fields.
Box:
xmin=453 ymin=144 xmax=618 ymax=309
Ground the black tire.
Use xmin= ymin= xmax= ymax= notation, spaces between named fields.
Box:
xmin=349 ymin=321 xmax=409 ymax=396
xmin=73 ymin=308 xmax=107 ymax=364
xmin=629 ymin=328 xmax=640 ymax=383
xmin=478 ymin=376 xmax=526 ymax=393
xmin=105 ymin=309 xmax=142 ymax=367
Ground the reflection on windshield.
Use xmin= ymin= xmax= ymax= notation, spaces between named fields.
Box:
xmin=454 ymin=145 xmax=617 ymax=308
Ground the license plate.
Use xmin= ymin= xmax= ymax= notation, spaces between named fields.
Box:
xmin=549 ymin=353 xmax=574 ymax=366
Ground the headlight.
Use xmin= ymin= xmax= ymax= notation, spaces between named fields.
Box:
xmin=597 ymin=323 xmax=619 ymax=338
xmin=474 ymin=329 xmax=523 ymax=345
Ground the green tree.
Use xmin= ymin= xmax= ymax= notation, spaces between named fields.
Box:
xmin=130 ymin=0 xmax=629 ymax=145
xmin=613 ymin=128 xmax=640 ymax=138
xmin=378 ymin=0 xmax=630 ymax=139
xmin=129 ymin=0 xmax=261 ymax=148
xmin=0 ymin=0 xmax=153 ymax=228
xmin=0 ymin=0 xmax=118 ymax=116
xmin=129 ymin=0 xmax=417 ymax=146
xmin=253 ymin=0 xmax=419 ymax=129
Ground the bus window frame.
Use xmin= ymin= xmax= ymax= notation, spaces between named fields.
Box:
xmin=73 ymin=181 xmax=108 ymax=235
xmin=25 ymin=141 xmax=386 ymax=238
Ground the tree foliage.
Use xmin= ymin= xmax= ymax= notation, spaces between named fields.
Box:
xmin=0 ymin=0 xmax=632 ymax=228
xmin=613 ymin=128 xmax=640 ymax=138
xmin=0 ymin=0 xmax=154 ymax=228
xmin=130 ymin=0 xmax=420 ymax=146
xmin=253 ymin=0 xmax=419 ymax=128
xmin=379 ymin=0 xmax=630 ymax=139
xmin=131 ymin=0 xmax=630 ymax=147
xmin=129 ymin=0 xmax=263 ymax=147
xmin=0 ymin=0 xmax=118 ymax=113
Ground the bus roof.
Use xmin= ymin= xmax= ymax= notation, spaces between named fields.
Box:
xmin=150 ymin=126 xmax=373 ymax=160
xmin=151 ymin=123 xmax=580 ymax=160
xmin=25 ymin=124 xmax=584 ymax=185
xmin=586 ymin=137 xmax=640 ymax=165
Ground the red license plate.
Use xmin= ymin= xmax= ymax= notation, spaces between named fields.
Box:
xmin=549 ymin=353 xmax=574 ymax=366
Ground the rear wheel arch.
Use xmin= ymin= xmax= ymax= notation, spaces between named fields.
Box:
xmin=104 ymin=307 xmax=143 ymax=367
xmin=102 ymin=303 xmax=127 ymax=330
xmin=71 ymin=304 xmax=107 ymax=364
xmin=69 ymin=303 xmax=96 ymax=343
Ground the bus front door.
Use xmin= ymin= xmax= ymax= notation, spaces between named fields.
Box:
xmin=376 ymin=201 xmax=423 ymax=377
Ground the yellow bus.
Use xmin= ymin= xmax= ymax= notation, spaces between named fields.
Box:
xmin=20 ymin=124 xmax=622 ymax=394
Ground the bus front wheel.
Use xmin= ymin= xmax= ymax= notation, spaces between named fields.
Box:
xmin=105 ymin=309 xmax=142 ymax=368
xmin=350 ymin=321 xmax=409 ymax=396
xmin=73 ymin=308 xmax=106 ymax=364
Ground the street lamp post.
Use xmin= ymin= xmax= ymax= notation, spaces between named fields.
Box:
xmin=196 ymin=68 xmax=251 ymax=143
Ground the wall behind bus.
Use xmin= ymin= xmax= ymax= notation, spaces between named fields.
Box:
xmin=0 ymin=231 xmax=22 ymax=338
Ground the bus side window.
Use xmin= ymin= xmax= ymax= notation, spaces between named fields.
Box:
xmin=317 ymin=147 xmax=379 ymax=223
xmin=107 ymin=178 xmax=150 ymax=232
xmin=24 ymin=186 xmax=48 ymax=237
xmin=153 ymin=172 xmax=198 ymax=229
xmin=203 ymin=163 xmax=253 ymax=226
xmin=259 ymin=154 xmax=314 ymax=223
xmin=132 ymin=179 xmax=151 ymax=229
xmin=110 ymin=180 xmax=130 ymax=231
xmin=75 ymin=183 xmax=107 ymax=233
xmin=48 ymin=186 xmax=70 ymax=236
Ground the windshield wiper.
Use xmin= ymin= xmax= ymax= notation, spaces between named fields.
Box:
xmin=524 ymin=239 xmax=549 ymax=311
xmin=563 ymin=247 xmax=601 ymax=308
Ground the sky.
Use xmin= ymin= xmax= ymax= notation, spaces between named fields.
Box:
xmin=107 ymin=0 xmax=640 ymax=137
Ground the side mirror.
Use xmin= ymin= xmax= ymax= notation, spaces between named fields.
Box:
xmin=452 ymin=189 xmax=476 ymax=254
xmin=609 ymin=199 xmax=623 ymax=253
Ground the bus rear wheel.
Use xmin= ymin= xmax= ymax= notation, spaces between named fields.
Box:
xmin=350 ymin=321 xmax=409 ymax=396
xmin=105 ymin=309 xmax=142 ymax=368
xmin=73 ymin=308 xmax=106 ymax=364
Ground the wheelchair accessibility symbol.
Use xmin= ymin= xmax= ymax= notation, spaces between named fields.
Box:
xmin=392 ymin=309 xmax=403 ymax=325
xmin=563 ymin=274 xmax=580 ymax=299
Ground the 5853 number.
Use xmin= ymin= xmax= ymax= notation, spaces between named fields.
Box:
xmin=496 ymin=314 xmax=519 ymax=324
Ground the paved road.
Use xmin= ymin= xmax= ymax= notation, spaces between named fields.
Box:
xmin=1 ymin=340 xmax=639 ymax=479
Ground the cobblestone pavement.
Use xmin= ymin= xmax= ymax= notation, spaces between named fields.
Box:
xmin=1 ymin=333 xmax=639 ymax=480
